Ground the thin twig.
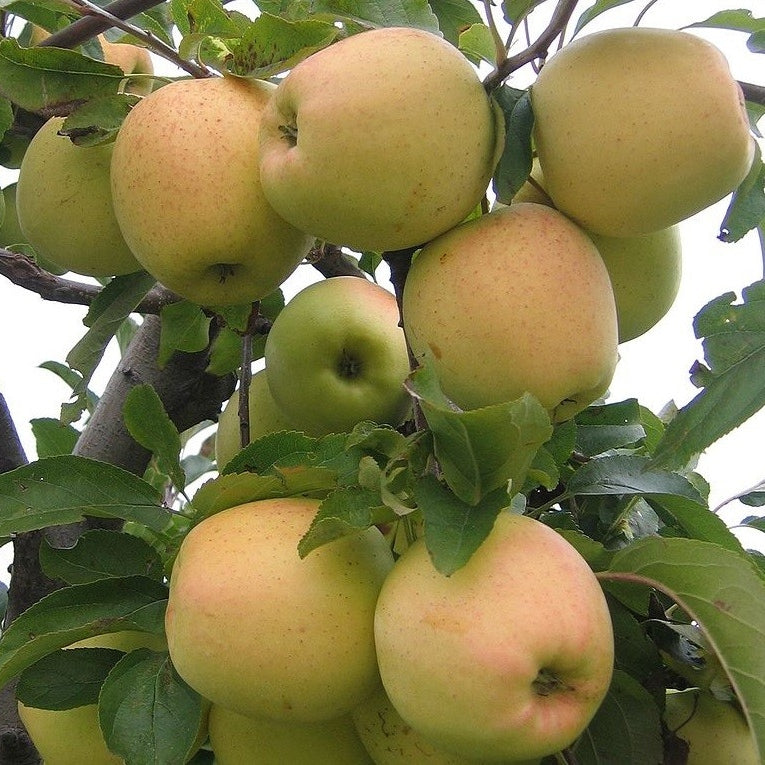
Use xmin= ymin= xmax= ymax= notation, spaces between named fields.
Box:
xmin=483 ymin=0 xmax=579 ymax=92
xmin=66 ymin=0 xmax=212 ymax=79
xmin=481 ymin=0 xmax=507 ymax=67
xmin=634 ymin=0 xmax=661 ymax=27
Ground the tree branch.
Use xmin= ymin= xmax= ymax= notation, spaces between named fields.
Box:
xmin=308 ymin=244 xmax=368 ymax=279
xmin=483 ymin=0 xmax=578 ymax=92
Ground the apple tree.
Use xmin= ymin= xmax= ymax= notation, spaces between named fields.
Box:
xmin=0 ymin=0 xmax=764 ymax=762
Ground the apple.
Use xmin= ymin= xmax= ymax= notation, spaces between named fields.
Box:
xmin=215 ymin=369 xmax=298 ymax=469
xmin=663 ymin=688 xmax=758 ymax=764
xmin=208 ymin=704 xmax=373 ymax=764
xmin=15 ymin=117 xmax=142 ymax=277
xmin=98 ymin=37 xmax=153 ymax=95
xmin=110 ymin=76 xmax=314 ymax=306
xmin=264 ymin=276 xmax=412 ymax=435
xmin=590 ymin=226 xmax=682 ymax=343
xmin=17 ymin=631 xmax=169 ymax=765
xmin=532 ymin=27 xmax=755 ymax=237
xmin=402 ymin=203 xmax=618 ymax=422
xmin=258 ymin=27 xmax=503 ymax=252
xmin=165 ymin=497 xmax=394 ymax=722
xmin=352 ymin=688 xmax=541 ymax=765
xmin=374 ymin=511 xmax=614 ymax=762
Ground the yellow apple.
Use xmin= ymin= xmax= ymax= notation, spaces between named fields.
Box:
xmin=352 ymin=688 xmax=541 ymax=765
xmin=17 ymin=631 xmax=169 ymax=765
xmin=16 ymin=117 xmax=142 ymax=277
xmin=208 ymin=704 xmax=373 ymax=764
xmin=165 ymin=497 xmax=394 ymax=721
xmin=215 ymin=369 xmax=298 ymax=470
xmin=663 ymin=688 xmax=758 ymax=764
xmin=111 ymin=76 xmax=314 ymax=306
xmin=99 ymin=37 xmax=153 ymax=95
xmin=258 ymin=27 xmax=503 ymax=252
xmin=402 ymin=203 xmax=618 ymax=422
xmin=264 ymin=277 xmax=412 ymax=435
xmin=590 ymin=226 xmax=682 ymax=343
xmin=374 ymin=512 xmax=614 ymax=762
xmin=532 ymin=27 xmax=755 ymax=236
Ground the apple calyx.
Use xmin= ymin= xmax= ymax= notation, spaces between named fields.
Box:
xmin=278 ymin=123 xmax=298 ymax=146
xmin=337 ymin=348 xmax=363 ymax=379
xmin=215 ymin=263 xmax=238 ymax=283
xmin=532 ymin=667 xmax=573 ymax=697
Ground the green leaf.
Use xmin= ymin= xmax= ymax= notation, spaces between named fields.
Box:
xmin=574 ymin=399 xmax=646 ymax=457
xmin=408 ymin=362 xmax=552 ymax=504
xmin=16 ymin=648 xmax=123 ymax=710
xmin=38 ymin=360 xmax=99 ymax=415
xmin=60 ymin=93 xmax=139 ymax=146
xmin=651 ymin=281 xmax=765 ymax=470
xmin=492 ymin=86 xmax=534 ymax=204
xmin=228 ymin=14 xmax=339 ymax=78
xmin=170 ymin=0 xmax=243 ymax=36
xmin=415 ymin=475 xmax=512 ymax=575
xmin=39 ymin=529 xmax=165 ymax=585
xmin=0 ymin=38 xmax=124 ymax=112
xmin=719 ymin=150 xmax=765 ymax=243
xmin=205 ymin=325 xmax=242 ymax=376
xmin=190 ymin=472 xmax=292 ymax=521
xmin=29 ymin=417 xmax=79 ymax=457
xmin=573 ymin=670 xmax=663 ymax=763
xmin=158 ymin=301 xmax=212 ymax=369
xmin=572 ymin=0 xmax=634 ymax=35
xmin=123 ymin=385 xmax=186 ymax=492
xmin=298 ymin=486 xmax=394 ymax=557
xmin=99 ymin=649 xmax=206 ymax=765
xmin=0 ymin=576 xmax=167 ymax=689
xmin=428 ymin=0 xmax=481 ymax=46
xmin=0 ymin=96 xmax=12 ymax=137
xmin=458 ymin=23 xmax=496 ymax=65
xmin=602 ymin=536 xmax=765 ymax=763
xmin=312 ymin=0 xmax=439 ymax=33
xmin=607 ymin=598 xmax=663 ymax=688
xmin=685 ymin=9 xmax=765 ymax=35
xmin=502 ymin=0 xmax=545 ymax=25
xmin=0 ymin=455 xmax=170 ymax=535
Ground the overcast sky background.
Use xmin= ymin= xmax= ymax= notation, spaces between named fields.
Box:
xmin=1 ymin=1 xmax=764 ymax=583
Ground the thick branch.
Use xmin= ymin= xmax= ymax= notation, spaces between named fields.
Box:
xmin=309 ymin=244 xmax=368 ymax=279
xmin=483 ymin=0 xmax=578 ymax=91
xmin=0 ymin=250 xmax=177 ymax=313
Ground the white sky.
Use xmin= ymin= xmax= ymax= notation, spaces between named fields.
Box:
xmin=1 ymin=0 xmax=764 ymax=582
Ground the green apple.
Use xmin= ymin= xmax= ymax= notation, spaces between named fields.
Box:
xmin=16 ymin=117 xmax=142 ymax=277
xmin=165 ymin=497 xmax=394 ymax=722
xmin=215 ymin=369 xmax=298 ymax=469
xmin=264 ymin=276 xmax=412 ymax=435
xmin=532 ymin=27 xmax=754 ymax=237
xmin=590 ymin=226 xmax=682 ymax=343
xmin=663 ymin=688 xmax=758 ymax=764
xmin=111 ymin=76 xmax=314 ymax=306
xmin=402 ymin=203 xmax=618 ymax=422
xmin=258 ymin=27 xmax=503 ymax=252
xmin=353 ymin=688 xmax=541 ymax=765
xmin=374 ymin=512 xmax=614 ymax=762
xmin=17 ymin=631 xmax=169 ymax=765
xmin=208 ymin=705 xmax=373 ymax=764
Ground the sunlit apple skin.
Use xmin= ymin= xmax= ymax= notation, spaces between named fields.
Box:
xmin=165 ymin=497 xmax=394 ymax=721
xmin=111 ymin=76 xmax=314 ymax=306
xmin=374 ymin=513 xmax=614 ymax=762
xmin=532 ymin=27 xmax=755 ymax=237
xmin=590 ymin=226 xmax=682 ymax=343
xmin=215 ymin=369 xmax=298 ymax=470
xmin=352 ymin=688 xmax=541 ymax=765
xmin=402 ymin=203 xmax=618 ymax=422
xmin=663 ymin=689 xmax=758 ymax=764
xmin=209 ymin=704 xmax=373 ymax=764
xmin=17 ymin=631 xmax=168 ymax=765
xmin=258 ymin=27 xmax=503 ymax=252
xmin=99 ymin=38 xmax=153 ymax=95
xmin=264 ymin=277 xmax=412 ymax=435
xmin=16 ymin=117 xmax=142 ymax=277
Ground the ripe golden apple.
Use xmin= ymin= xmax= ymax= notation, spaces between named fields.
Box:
xmin=663 ymin=689 xmax=758 ymax=764
xmin=17 ymin=631 xmax=168 ymax=765
xmin=165 ymin=497 xmax=394 ymax=721
xmin=215 ymin=369 xmax=297 ymax=470
xmin=374 ymin=512 xmax=614 ymax=762
xmin=99 ymin=37 xmax=153 ymax=95
xmin=264 ymin=277 xmax=412 ymax=435
xmin=590 ymin=226 xmax=682 ymax=343
xmin=402 ymin=203 xmax=618 ymax=422
xmin=208 ymin=704 xmax=373 ymax=764
xmin=259 ymin=27 xmax=503 ymax=252
xmin=532 ymin=27 xmax=754 ymax=236
xmin=16 ymin=117 xmax=142 ymax=277
xmin=111 ymin=76 xmax=314 ymax=306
